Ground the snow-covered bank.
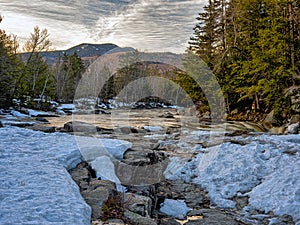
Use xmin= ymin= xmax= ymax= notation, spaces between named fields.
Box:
xmin=165 ymin=133 xmax=300 ymax=224
xmin=0 ymin=127 xmax=90 ymax=224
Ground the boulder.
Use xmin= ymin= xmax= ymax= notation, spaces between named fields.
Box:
xmin=185 ymin=209 xmax=241 ymax=225
xmin=28 ymin=125 xmax=56 ymax=133
xmin=286 ymin=122 xmax=300 ymax=134
xmin=114 ymin=126 xmax=139 ymax=134
xmin=0 ymin=121 xmax=3 ymax=128
xmin=124 ymin=193 xmax=152 ymax=217
xmin=35 ymin=117 xmax=49 ymax=123
xmin=81 ymin=180 xmax=116 ymax=219
xmin=63 ymin=121 xmax=97 ymax=133
xmin=124 ymin=210 xmax=157 ymax=225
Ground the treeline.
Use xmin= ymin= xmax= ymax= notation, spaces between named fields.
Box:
xmin=187 ymin=0 xmax=300 ymax=122
xmin=0 ymin=17 xmax=84 ymax=109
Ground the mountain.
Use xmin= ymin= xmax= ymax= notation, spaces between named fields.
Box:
xmin=20 ymin=43 xmax=135 ymax=65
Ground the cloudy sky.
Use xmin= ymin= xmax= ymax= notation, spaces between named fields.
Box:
xmin=0 ymin=0 xmax=206 ymax=53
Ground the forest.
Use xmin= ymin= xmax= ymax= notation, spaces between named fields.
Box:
xmin=187 ymin=0 xmax=300 ymax=124
xmin=1 ymin=0 xmax=300 ymax=124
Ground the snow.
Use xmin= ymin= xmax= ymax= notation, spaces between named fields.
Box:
xmin=143 ymin=125 xmax=162 ymax=132
xmin=27 ymin=109 xmax=55 ymax=117
xmin=0 ymin=125 xmax=136 ymax=224
xmin=166 ymin=132 xmax=300 ymax=223
xmin=0 ymin=126 xmax=91 ymax=224
xmin=1 ymin=113 xmax=300 ymax=224
xmin=76 ymin=136 xmax=132 ymax=161
xmin=160 ymin=199 xmax=191 ymax=219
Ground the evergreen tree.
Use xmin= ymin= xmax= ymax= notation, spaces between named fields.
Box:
xmin=0 ymin=16 xmax=23 ymax=107
xmin=52 ymin=52 xmax=85 ymax=102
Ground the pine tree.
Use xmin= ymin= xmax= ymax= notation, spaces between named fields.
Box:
xmin=0 ymin=16 xmax=23 ymax=108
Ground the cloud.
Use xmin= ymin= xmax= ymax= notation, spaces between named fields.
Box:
xmin=1 ymin=0 xmax=206 ymax=53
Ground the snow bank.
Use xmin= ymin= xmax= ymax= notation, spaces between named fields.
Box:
xmin=166 ymin=133 xmax=300 ymax=223
xmin=0 ymin=126 xmax=90 ymax=224
xmin=0 ymin=126 xmax=136 ymax=224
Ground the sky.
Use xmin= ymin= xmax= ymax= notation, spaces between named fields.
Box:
xmin=0 ymin=0 xmax=206 ymax=53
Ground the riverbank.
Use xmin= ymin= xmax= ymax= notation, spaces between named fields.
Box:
xmin=0 ymin=108 xmax=299 ymax=224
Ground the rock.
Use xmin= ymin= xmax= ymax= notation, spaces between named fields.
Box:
xmin=9 ymin=121 xmax=35 ymax=127
xmin=286 ymin=122 xmax=299 ymax=134
xmin=124 ymin=193 xmax=152 ymax=217
xmin=157 ymin=180 xmax=210 ymax=209
xmin=263 ymin=110 xmax=274 ymax=129
xmin=114 ymin=126 xmax=139 ymax=134
xmin=63 ymin=121 xmax=97 ymax=133
xmin=160 ymin=199 xmax=191 ymax=220
xmin=124 ymin=210 xmax=157 ymax=225
xmin=97 ymin=127 xmax=114 ymax=134
xmin=287 ymin=86 xmax=300 ymax=113
xmin=290 ymin=114 xmax=300 ymax=124
xmin=28 ymin=125 xmax=56 ymax=133
xmin=0 ymin=121 xmax=3 ymax=128
xmin=186 ymin=208 xmax=241 ymax=225
xmin=81 ymin=180 xmax=116 ymax=219
xmin=107 ymin=219 xmax=125 ymax=224
xmin=159 ymin=218 xmax=181 ymax=225
xmin=269 ymin=126 xmax=286 ymax=134
xmin=35 ymin=117 xmax=49 ymax=123
xmin=69 ymin=161 xmax=93 ymax=191
xmin=158 ymin=112 xmax=174 ymax=118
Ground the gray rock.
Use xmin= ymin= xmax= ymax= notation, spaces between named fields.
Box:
xmin=159 ymin=218 xmax=181 ymax=225
xmin=64 ymin=121 xmax=97 ymax=133
xmin=28 ymin=125 xmax=56 ymax=133
xmin=124 ymin=210 xmax=157 ymax=225
xmin=114 ymin=126 xmax=139 ymax=134
xmin=124 ymin=193 xmax=152 ymax=217
xmin=186 ymin=208 xmax=241 ymax=225
xmin=35 ymin=117 xmax=49 ymax=123
xmin=286 ymin=122 xmax=299 ymax=134
xmin=107 ymin=219 xmax=125 ymax=224
xmin=81 ymin=180 xmax=116 ymax=219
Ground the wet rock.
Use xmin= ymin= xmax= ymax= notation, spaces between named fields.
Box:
xmin=186 ymin=208 xmax=241 ymax=225
xmin=160 ymin=199 xmax=191 ymax=220
xmin=0 ymin=121 xmax=3 ymax=128
xmin=124 ymin=210 xmax=157 ymax=225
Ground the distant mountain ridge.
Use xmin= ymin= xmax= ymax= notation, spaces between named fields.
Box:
xmin=20 ymin=43 xmax=135 ymax=64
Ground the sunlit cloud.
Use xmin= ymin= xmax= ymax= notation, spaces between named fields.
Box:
xmin=0 ymin=0 xmax=206 ymax=53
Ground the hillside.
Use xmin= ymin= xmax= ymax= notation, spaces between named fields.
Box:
xmin=20 ymin=43 xmax=135 ymax=65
